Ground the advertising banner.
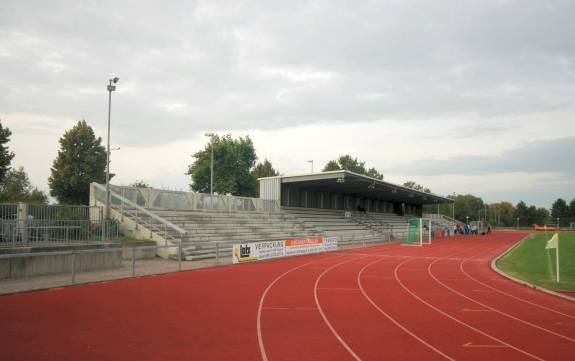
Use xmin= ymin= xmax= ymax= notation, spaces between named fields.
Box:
xmin=232 ymin=237 xmax=338 ymax=264
xmin=232 ymin=240 xmax=285 ymax=264
xmin=285 ymin=237 xmax=338 ymax=256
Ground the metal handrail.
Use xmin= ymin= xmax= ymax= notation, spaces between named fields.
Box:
xmin=92 ymin=183 xmax=187 ymax=239
xmin=422 ymin=213 xmax=462 ymax=224
xmin=108 ymin=184 xmax=280 ymax=213
xmin=350 ymin=211 xmax=386 ymax=234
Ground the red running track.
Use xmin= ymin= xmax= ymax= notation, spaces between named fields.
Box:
xmin=1 ymin=232 xmax=574 ymax=361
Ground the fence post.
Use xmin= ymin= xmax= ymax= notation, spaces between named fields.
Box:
xmin=135 ymin=207 xmax=139 ymax=230
xmin=131 ymin=245 xmax=136 ymax=277
xmin=121 ymin=188 xmax=125 ymax=221
xmin=17 ymin=202 xmax=29 ymax=244
xmin=178 ymin=234 xmax=183 ymax=271
xmin=100 ymin=207 xmax=105 ymax=241
xmin=71 ymin=251 xmax=76 ymax=285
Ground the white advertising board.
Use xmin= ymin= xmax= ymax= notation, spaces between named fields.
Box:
xmin=232 ymin=237 xmax=338 ymax=264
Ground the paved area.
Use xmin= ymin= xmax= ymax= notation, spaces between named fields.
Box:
xmin=0 ymin=241 xmax=389 ymax=295
xmin=0 ymin=257 xmax=232 ymax=295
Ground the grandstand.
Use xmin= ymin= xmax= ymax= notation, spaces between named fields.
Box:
xmin=90 ymin=170 xmax=454 ymax=260
xmin=423 ymin=213 xmax=462 ymax=231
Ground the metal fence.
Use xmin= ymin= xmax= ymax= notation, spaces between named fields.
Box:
xmin=91 ymin=183 xmax=188 ymax=246
xmin=92 ymin=183 xmax=280 ymax=213
xmin=0 ymin=203 xmax=119 ymax=247
xmin=0 ymin=235 xmax=397 ymax=295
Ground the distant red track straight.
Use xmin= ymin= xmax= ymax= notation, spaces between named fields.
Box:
xmin=1 ymin=232 xmax=574 ymax=361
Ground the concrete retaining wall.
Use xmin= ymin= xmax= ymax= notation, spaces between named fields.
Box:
xmin=121 ymin=241 xmax=157 ymax=260
xmin=93 ymin=200 xmax=178 ymax=260
xmin=0 ymin=244 xmax=122 ymax=280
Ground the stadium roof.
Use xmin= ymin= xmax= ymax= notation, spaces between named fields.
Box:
xmin=259 ymin=170 xmax=453 ymax=205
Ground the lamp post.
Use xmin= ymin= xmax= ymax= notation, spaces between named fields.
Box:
xmin=466 ymin=215 xmax=469 ymax=224
xmin=516 ymin=217 xmax=520 ymax=229
xmin=105 ymin=76 xmax=119 ymax=221
xmin=205 ymin=133 xmax=215 ymax=195
xmin=307 ymin=160 xmax=314 ymax=173
xmin=557 ymin=217 xmax=560 ymax=229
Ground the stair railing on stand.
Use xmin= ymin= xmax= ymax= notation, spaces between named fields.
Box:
xmin=92 ymin=183 xmax=189 ymax=260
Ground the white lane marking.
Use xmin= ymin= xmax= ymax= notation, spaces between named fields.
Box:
xmin=358 ymin=258 xmax=456 ymax=361
xmin=396 ymin=257 xmax=546 ymax=360
xmin=257 ymin=256 xmax=341 ymax=361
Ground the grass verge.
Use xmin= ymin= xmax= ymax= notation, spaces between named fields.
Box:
xmin=497 ymin=232 xmax=575 ymax=293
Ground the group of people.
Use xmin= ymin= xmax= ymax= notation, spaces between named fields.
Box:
xmin=456 ymin=223 xmax=476 ymax=235
xmin=444 ymin=222 xmax=492 ymax=237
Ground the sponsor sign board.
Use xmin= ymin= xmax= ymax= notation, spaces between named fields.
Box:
xmin=232 ymin=240 xmax=285 ymax=264
xmin=232 ymin=237 xmax=338 ymax=264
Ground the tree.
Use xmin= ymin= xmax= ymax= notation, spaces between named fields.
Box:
xmin=49 ymin=120 xmax=107 ymax=205
xmin=550 ymin=198 xmax=570 ymax=227
xmin=403 ymin=181 xmax=431 ymax=193
xmin=250 ymin=159 xmax=279 ymax=198
xmin=0 ymin=120 xmax=15 ymax=183
xmin=534 ymin=207 xmax=550 ymax=226
xmin=0 ymin=167 xmax=48 ymax=203
xmin=252 ymin=159 xmax=279 ymax=179
xmin=570 ymin=198 xmax=575 ymax=225
xmin=525 ymin=205 xmax=540 ymax=226
xmin=130 ymin=180 xmax=150 ymax=188
xmin=187 ymin=134 xmax=258 ymax=197
xmin=322 ymin=155 xmax=383 ymax=180
xmin=453 ymin=194 xmax=484 ymax=223
xmin=493 ymin=202 xmax=516 ymax=227
xmin=514 ymin=201 xmax=529 ymax=226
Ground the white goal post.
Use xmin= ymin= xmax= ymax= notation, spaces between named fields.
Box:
xmin=403 ymin=218 xmax=432 ymax=246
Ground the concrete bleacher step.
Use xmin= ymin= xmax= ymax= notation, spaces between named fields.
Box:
xmin=114 ymin=204 xmax=410 ymax=261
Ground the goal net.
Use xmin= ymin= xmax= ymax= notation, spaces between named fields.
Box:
xmin=403 ymin=218 xmax=432 ymax=246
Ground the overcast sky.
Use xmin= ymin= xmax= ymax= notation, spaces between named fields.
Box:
xmin=1 ymin=0 xmax=574 ymax=208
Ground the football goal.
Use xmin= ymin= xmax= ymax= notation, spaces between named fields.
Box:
xmin=403 ymin=218 xmax=432 ymax=246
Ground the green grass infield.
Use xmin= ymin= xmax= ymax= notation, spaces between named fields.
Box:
xmin=497 ymin=232 xmax=575 ymax=293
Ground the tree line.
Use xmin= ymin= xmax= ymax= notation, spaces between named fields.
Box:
xmin=405 ymin=181 xmax=575 ymax=227
xmin=1 ymin=118 xmax=573 ymax=228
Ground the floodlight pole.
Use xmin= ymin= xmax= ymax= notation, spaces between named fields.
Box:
xmin=105 ymin=77 xmax=119 ymax=222
xmin=205 ymin=133 xmax=215 ymax=195
xmin=211 ymin=144 xmax=214 ymax=195
xmin=516 ymin=217 xmax=520 ymax=229
xmin=557 ymin=217 xmax=560 ymax=229
xmin=307 ymin=160 xmax=314 ymax=173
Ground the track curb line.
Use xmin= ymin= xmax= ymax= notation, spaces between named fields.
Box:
xmin=491 ymin=234 xmax=575 ymax=302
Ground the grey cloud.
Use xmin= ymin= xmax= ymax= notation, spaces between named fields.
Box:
xmin=391 ymin=136 xmax=575 ymax=176
xmin=1 ymin=1 xmax=575 ymax=146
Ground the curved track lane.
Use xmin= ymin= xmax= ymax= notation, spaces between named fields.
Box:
xmin=2 ymin=232 xmax=574 ymax=361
